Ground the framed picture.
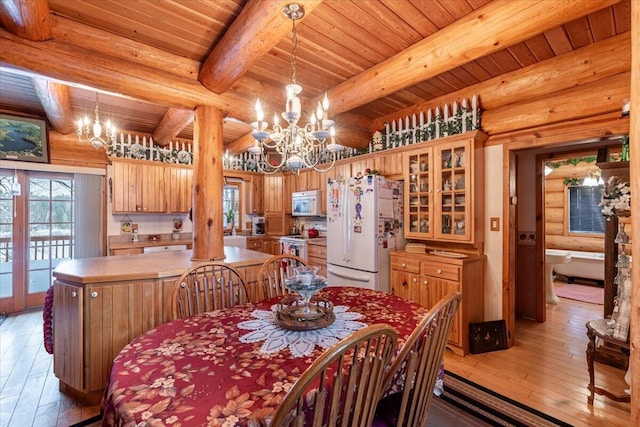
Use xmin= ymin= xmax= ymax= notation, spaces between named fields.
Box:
xmin=0 ymin=114 xmax=50 ymax=163
xmin=469 ymin=320 xmax=508 ymax=354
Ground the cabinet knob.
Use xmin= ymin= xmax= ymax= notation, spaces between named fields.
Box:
xmin=437 ymin=269 xmax=443 ymax=274
xmin=71 ymin=291 xmax=77 ymax=298
xmin=91 ymin=291 xmax=98 ymax=298
xmin=401 ymin=263 xmax=406 ymax=268
xmin=423 ymin=280 xmax=428 ymax=285
xmin=412 ymin=278 xmax=417 ymax=283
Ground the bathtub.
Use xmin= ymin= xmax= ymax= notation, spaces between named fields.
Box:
xmin=545 ymin=249 xmax=604 ymax=283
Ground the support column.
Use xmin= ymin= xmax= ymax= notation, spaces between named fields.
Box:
xmin=630 ymin=0 xmax=639 ymax=423
xmin=191 ymin=105 xmax=225 ymax=261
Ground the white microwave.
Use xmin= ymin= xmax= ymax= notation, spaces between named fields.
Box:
xmin=292 ymin=190 xmax=323 ymax=217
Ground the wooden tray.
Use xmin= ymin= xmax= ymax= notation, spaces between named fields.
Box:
xmin=275 ymin=295 xmax=335 ymax=331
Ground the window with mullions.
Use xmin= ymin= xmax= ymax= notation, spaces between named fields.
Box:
xmin=223 ymin=184 xmax=241 ymax=229
xmin=568 ymin=185 xmax=605 ymax=234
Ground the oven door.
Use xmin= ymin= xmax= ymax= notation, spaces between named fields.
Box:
xmin=279 ymin=238 xmax=308 ymax=260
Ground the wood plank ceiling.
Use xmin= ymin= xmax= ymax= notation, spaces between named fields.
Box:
xmin=0 ymin=0 xmax=631 ymax=151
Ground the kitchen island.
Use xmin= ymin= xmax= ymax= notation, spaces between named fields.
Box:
xmin=52 ymin=247 xmax=272 ymax=402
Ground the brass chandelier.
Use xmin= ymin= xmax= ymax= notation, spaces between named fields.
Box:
xmin=77 ymin=92 xmax=116 ymax=149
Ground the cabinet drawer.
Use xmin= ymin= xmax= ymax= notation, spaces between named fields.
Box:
xmin=421 ymin=261 xmax=459 ymax=281
xmin=110 ymin=248 xmax=144 ymax=256
xmin=391 ymin=257 xmax=420 ymax=274
xmin=308 ymin=257 xmax=327 ymax=277
xmin=246 ymin=238 xmax=263 ymax=251
xmin=308 ymin=244 xmax=327 ymax=259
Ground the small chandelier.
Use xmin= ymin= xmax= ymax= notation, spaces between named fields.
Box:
xmin=247 ymin=3 xmax=344 ymax=174
xmin=77 ymin=92 xmax=116 ymax=149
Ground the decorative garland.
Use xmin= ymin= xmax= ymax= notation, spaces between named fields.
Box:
xmin=43 ymin=286 xmax=54 ymax=354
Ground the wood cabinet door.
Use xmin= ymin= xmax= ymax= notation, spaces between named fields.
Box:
xmin=250 ymin=174 xmax=264 ymax=214
xmin=427 ymin=277 xmax=461 ymax=346
xmin=375 ymin=152 xmax=403 ymax=177
xmin=141 ymin=163 xmax=166 ymax=212
xmin=350 ymin=158 xmax=374 ymax=177
xmin=283 ymin=173 xmax=293 ymax=214
xmin=328 ymin=162 xmax=351 ymax=181
xmin=390 ymin=269 xmax=416 ymax=301
xmin=241 ymin=265 xmax=262 ymax=302
xmin=84 ymin=280 xmax=164 ymax=391
xmin=306 ymin=170 xmax=320 ymax=190
xmin=111 ymin=160 xmax=141 ymax=213
xmin=263 ymin=175 xmax=283 ymax=214
xmin=53 ymin=282 xmax=83 ymax=391
xmin=167 ymin=166 xmax=192 ymax=213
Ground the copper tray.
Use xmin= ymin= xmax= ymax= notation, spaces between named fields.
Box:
xmin=275 ymin=295 xmax=335 ymax=331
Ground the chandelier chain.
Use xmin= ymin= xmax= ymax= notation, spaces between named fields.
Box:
xmin=290 ymin=18 xmax=297 ymax=86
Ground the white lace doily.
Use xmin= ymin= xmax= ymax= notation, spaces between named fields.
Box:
xmin=238 ymin=305 xmax=366 ymax=358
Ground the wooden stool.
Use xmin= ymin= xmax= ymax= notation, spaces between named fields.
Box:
xmin=585 ymin=319 xmax=630 ymax=405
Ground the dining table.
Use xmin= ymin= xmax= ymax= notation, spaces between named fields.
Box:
xmin=101 ymin=286 xmax=431 ymax=427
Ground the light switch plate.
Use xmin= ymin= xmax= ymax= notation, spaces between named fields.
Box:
xmin=490 ymin=217 xmax=500 ymax=231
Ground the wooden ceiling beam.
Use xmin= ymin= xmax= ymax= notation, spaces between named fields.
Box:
xmin=371 ymin=31 xmax=631 ymax=131
xmin=0 ymin=0 xmax=51 ymax=41
xmin=313 ymin=0 xmax=621 ymax=116
xmin=225 ymin=132 xmax=257 ymax=154
xmin=31 ymin=77 xmax=76 ymax=134
xmin=482 ymin=72 xmax=630 ymax=134
xmin=199 ymin=0 xmax=324 ymax=93
xmin=152 ymin=108 xmax=194 ymax=146
xmin=0 ymin=27 xmax=256 ymax=122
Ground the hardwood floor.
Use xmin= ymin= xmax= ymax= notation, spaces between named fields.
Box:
xmin=0 ymin=310 xmax=100 ymax=427
xmin=445 ymin=282 xmax=630 ymax=427
xmin=0 ymin=282 xmax=630 ymax=427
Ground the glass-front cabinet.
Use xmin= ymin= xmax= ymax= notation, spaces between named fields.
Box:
xmin=405 ymin=148 xmax=433 ymax=239
xmin=434 ymin=140 xmax=470 ymax=241
xmin=403 ymin=131 xmax=485 ymax=244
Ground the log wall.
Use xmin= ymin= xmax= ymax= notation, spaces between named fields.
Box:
xmin=544 ymin=158 xmax=633 ymax=254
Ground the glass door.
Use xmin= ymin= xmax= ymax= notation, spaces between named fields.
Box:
xmin=0 ymin=170 xmax=20 ymax=313
xmin=26 ymin=174 xmax=74 ymax=307
xmin=0 ymin=170 xmax=74 ymax=313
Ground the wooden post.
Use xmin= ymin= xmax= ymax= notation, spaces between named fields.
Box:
xmin=630 ymin=0 xmax=639 ymax=422
xmin=191 ymin=105 xmax=224 ymax=261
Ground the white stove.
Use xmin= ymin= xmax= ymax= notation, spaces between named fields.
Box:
xmin=279 ymin=236 xmax=308 ymax=260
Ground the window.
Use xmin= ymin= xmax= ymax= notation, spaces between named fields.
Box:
xmin=568 ymin=185 xmax=605 ymax=234
xmin=223 ymin=184 xmax=241 ymax=229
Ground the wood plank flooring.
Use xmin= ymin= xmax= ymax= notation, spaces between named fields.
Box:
xmin=445 ymin=282 xmax=630 ymax=427
xmin=0 ymin=282 xmax=630 ymax=426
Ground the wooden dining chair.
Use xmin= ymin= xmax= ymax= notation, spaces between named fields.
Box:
xmin=171 ymin=262 xmax=250 ymax=319
xmin=373 ymin=292 xmax=461 ymax=427
xmin=257 ymin=254 xmax=307 ymax=300
xmin=261 ymin=324 xmax=398 ymax=427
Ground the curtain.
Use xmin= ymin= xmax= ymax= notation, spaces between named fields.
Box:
xmin=73 ymin=173 xmax=104 ymax=258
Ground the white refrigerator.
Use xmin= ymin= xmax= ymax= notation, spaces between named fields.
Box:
xmin=326 ymin=175 xmax=405 ymax=292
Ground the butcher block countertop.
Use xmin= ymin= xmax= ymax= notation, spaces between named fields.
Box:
xmin=53 ymin=247 xmax=272 ymax=284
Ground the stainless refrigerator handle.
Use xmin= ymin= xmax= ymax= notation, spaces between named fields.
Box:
xmin=327 ymin=268 xmax=371 ymax=283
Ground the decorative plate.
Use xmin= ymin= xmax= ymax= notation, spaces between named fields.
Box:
xmin=128 ymin=143 xmax=146 ymax=159
xmin=177 ymin=150 xmax=191 ymax=164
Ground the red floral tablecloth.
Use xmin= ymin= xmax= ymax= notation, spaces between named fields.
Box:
xmin=101 ymin=286 xmax=429 ymax=427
